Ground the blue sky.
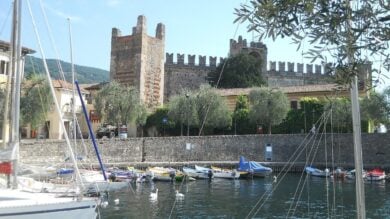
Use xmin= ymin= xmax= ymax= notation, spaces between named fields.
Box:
xmin=0 ymin=0 xmax=307 ymax=69
xmin=0 ymin=0 xmax=388 ymax=90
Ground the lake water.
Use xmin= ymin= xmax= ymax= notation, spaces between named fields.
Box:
xmin=99 ymin=174 xmax=390 ymax=218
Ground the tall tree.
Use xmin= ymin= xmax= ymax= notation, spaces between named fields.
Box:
xmin=168 ymin=90 xmax=198 ymax=136
xmin=94 ymin=81 xmax=144 ymax=127
xmin=249 ymin=87 xmax=289 ymax=134
xmin=20 ymin=74 xmax=53 ymax=130
xmin=325 ymin=98 xmax=352 ymax=133
xmin=208 ymin=53 xmax=266 ymax=88
xmin=168 ymin=85 xmax=232 ymax=135
xmin=232 ymin=95 xmax=255 ymax=134
xmin=195 ymin=85 xmax=232 ymax=135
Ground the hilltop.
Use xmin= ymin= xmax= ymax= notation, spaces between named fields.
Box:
xmin=24 ymin=55 xmax=109 ymax=84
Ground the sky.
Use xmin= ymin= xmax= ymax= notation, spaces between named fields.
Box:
xmin=0 ymin=0 xmax=388 ymax=91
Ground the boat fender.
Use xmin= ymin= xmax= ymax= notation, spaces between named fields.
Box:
xmin=109 ymin=173 xmax=117 ymax=182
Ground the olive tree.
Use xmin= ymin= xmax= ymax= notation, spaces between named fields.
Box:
xmin=249 ymin=87 xmax=289 ymax=134
xmin=168 ymin=85 xmax=231 ymax=135
xmin=235 ymin=1 xmax=390 ymax=82
xmin=168 ymin=90 xmax=198 ymax=136
xmin=94 ymin=81 xmax=144 ymax=127
xmin=20 ymin=74 xmax=53 ymax=130
xmin=195 ymin=85 xmax=232 ymax=134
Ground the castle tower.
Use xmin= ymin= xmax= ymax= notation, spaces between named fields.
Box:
xmin=110 ymin=15 xmax=165 ymax=109
xmin=229 ymin=36 xmax=268 ymax=74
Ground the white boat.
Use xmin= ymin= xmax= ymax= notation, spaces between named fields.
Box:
xmin=365 ymin=168 xmax=386 ymax=181
xmin=0 ymin=1 xmax=99 ymax=217
xmin=183 ymin=167 xmax=213 ymax=179
xmin=146 ymin=167 xmax=177 ymax=181
xmin=305 ymin=166 xmax=330 ymax=177
xmin=345 ymin=169 xmax=367 ymax=180
xmin=0 ymin=190 xmax=98 ymax=218
xmin=211 ymin=166 xmax=240 ymax=179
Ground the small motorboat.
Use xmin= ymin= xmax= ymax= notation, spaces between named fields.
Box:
xmin=237 ymin=156 xmax=272 ymax=177
xmin=211 ymin=166 xmax=240 ymax=179
xmin=305 ymin=166 xmax=330 ymax=177
xmin=345 ymin=169 xmax=367 ymax=180
xmin=183 ymin=167 xmax=212 ymax=179
xmin=366 ymin=168 xmax=386 ymax=181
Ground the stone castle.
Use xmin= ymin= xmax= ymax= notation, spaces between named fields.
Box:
xmin=110 ymin=15 xmax=371 ymax=109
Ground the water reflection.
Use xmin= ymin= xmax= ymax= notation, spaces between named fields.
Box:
xmin=100 ymin=174 xmax=390 ymax=218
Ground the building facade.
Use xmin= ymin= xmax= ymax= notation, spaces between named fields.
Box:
xmin=110 ymin=15 xmax=165 ymax=109
xmin=110 ymin=16 xmax=371 ymax=109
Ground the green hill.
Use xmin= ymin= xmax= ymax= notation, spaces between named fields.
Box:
xmin=24 ymin=55 xmax=109 ymax=84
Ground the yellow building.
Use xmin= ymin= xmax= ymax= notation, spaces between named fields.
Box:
xmin=217 ymin=84 xmax=367 ymax=111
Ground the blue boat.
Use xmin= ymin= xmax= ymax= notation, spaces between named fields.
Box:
xmin=305 ymin=166 xmax=330 ymax=177
xmin=237 ymin=156 xmax=272 ymax=177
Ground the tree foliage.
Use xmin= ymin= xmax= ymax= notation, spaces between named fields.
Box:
xmin=208 ymin=53 xmax=266 ymax=88
xmin=94 ymin=81 xmax=144 ymax=126
xmin=233 ymin=95 xmax=255 ymax=134
xmin=360 ymin=92 xmax=390 ymax=126
xmin=274 ymin=97 xmax=324 ymax=134
xmin=235 ymin=1 xmax=390 ymax=86
xmin=325 ymin=98 xmax=353 ymax=133
xmin=248 ymin=87 xmax=289 ymax=134
xmin=24 ymin=56 xmax=109 ymax=84
xmin=20 ymin=74 xmax=53 ymax=129
xmin=168 ymin=85 xmax=232 ymax=135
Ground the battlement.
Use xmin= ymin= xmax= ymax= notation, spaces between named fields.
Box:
xmin=267 ymin=61 xmax=334 ymax=76
xmin=230 ymin=35 xmax=267 ymax=50
xmin=165 ymin=53 xmax=224 ymax=67
xmin=112 ymin=15 xmax=165 ymax=40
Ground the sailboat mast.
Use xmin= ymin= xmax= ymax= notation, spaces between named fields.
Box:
xmin=346 ymin=0 xmax=366 ymax=218
xmin=68 ymin=18 xmax=77 ymax=155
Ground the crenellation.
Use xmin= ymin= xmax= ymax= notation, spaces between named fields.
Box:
xmin=136 ymin=15 xmax=147 ymax=34
xmin=278 ymin=62 xmax=286 ymax=72
xmin=177 ymin=54 xmax=185 ymax=65
xmin=166 ymin=53 xmax=173 ymax=64
xmin=270 ymin=61 xmax=276 ymax=71
xmin=307 ymin=64 xmax=313 ymax=74
xmin=156 ymin=23 xmax=165 ymax=40
xmin=297 ymin=63 xmax=304 ymax=73
xmin=315 ymin=65 xmax=322 ymax=74
xmin=209 ymin=56 xmax=217 ymax=67
xmin=188 ymin=54 xmax=195 ymax=66
xmin=112 ymin=28 xmax=121 ymax=37
xmin=199 ymin=55 xmax=206 ymax=66
xmin=287 ymin=62 xmax=294 ymax=72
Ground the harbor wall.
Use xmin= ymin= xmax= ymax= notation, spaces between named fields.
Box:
xmin=19 ymin=133 xmax=390 ymax=169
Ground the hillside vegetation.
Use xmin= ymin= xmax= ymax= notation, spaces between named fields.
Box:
xmin=24 ymin=55 xmax=109 ymax=83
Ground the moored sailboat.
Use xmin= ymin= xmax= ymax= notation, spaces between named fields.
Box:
xmin=0 ymin=1 xmax=99 ymax=217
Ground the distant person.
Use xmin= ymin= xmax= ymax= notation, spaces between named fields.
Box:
xmin=310 ymin=125 xmax=316 ymax=134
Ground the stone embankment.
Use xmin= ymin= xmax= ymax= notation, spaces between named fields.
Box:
xmin=20 ymin=133 xmax=390 ymax=171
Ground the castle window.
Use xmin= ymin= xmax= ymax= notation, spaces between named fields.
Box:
xmin=290 ymin=100 xmax=298 ymax=110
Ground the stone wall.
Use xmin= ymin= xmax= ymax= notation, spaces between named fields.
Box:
xmin=20 ymin=133 xmax=390 ymax=168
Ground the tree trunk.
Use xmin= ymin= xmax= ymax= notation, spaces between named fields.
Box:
xmin=268 ymin=124 xmax=272 ymax=134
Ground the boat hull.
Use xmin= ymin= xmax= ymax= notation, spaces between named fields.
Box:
xmin=0 ymin=190 xmax=98 ymax=219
